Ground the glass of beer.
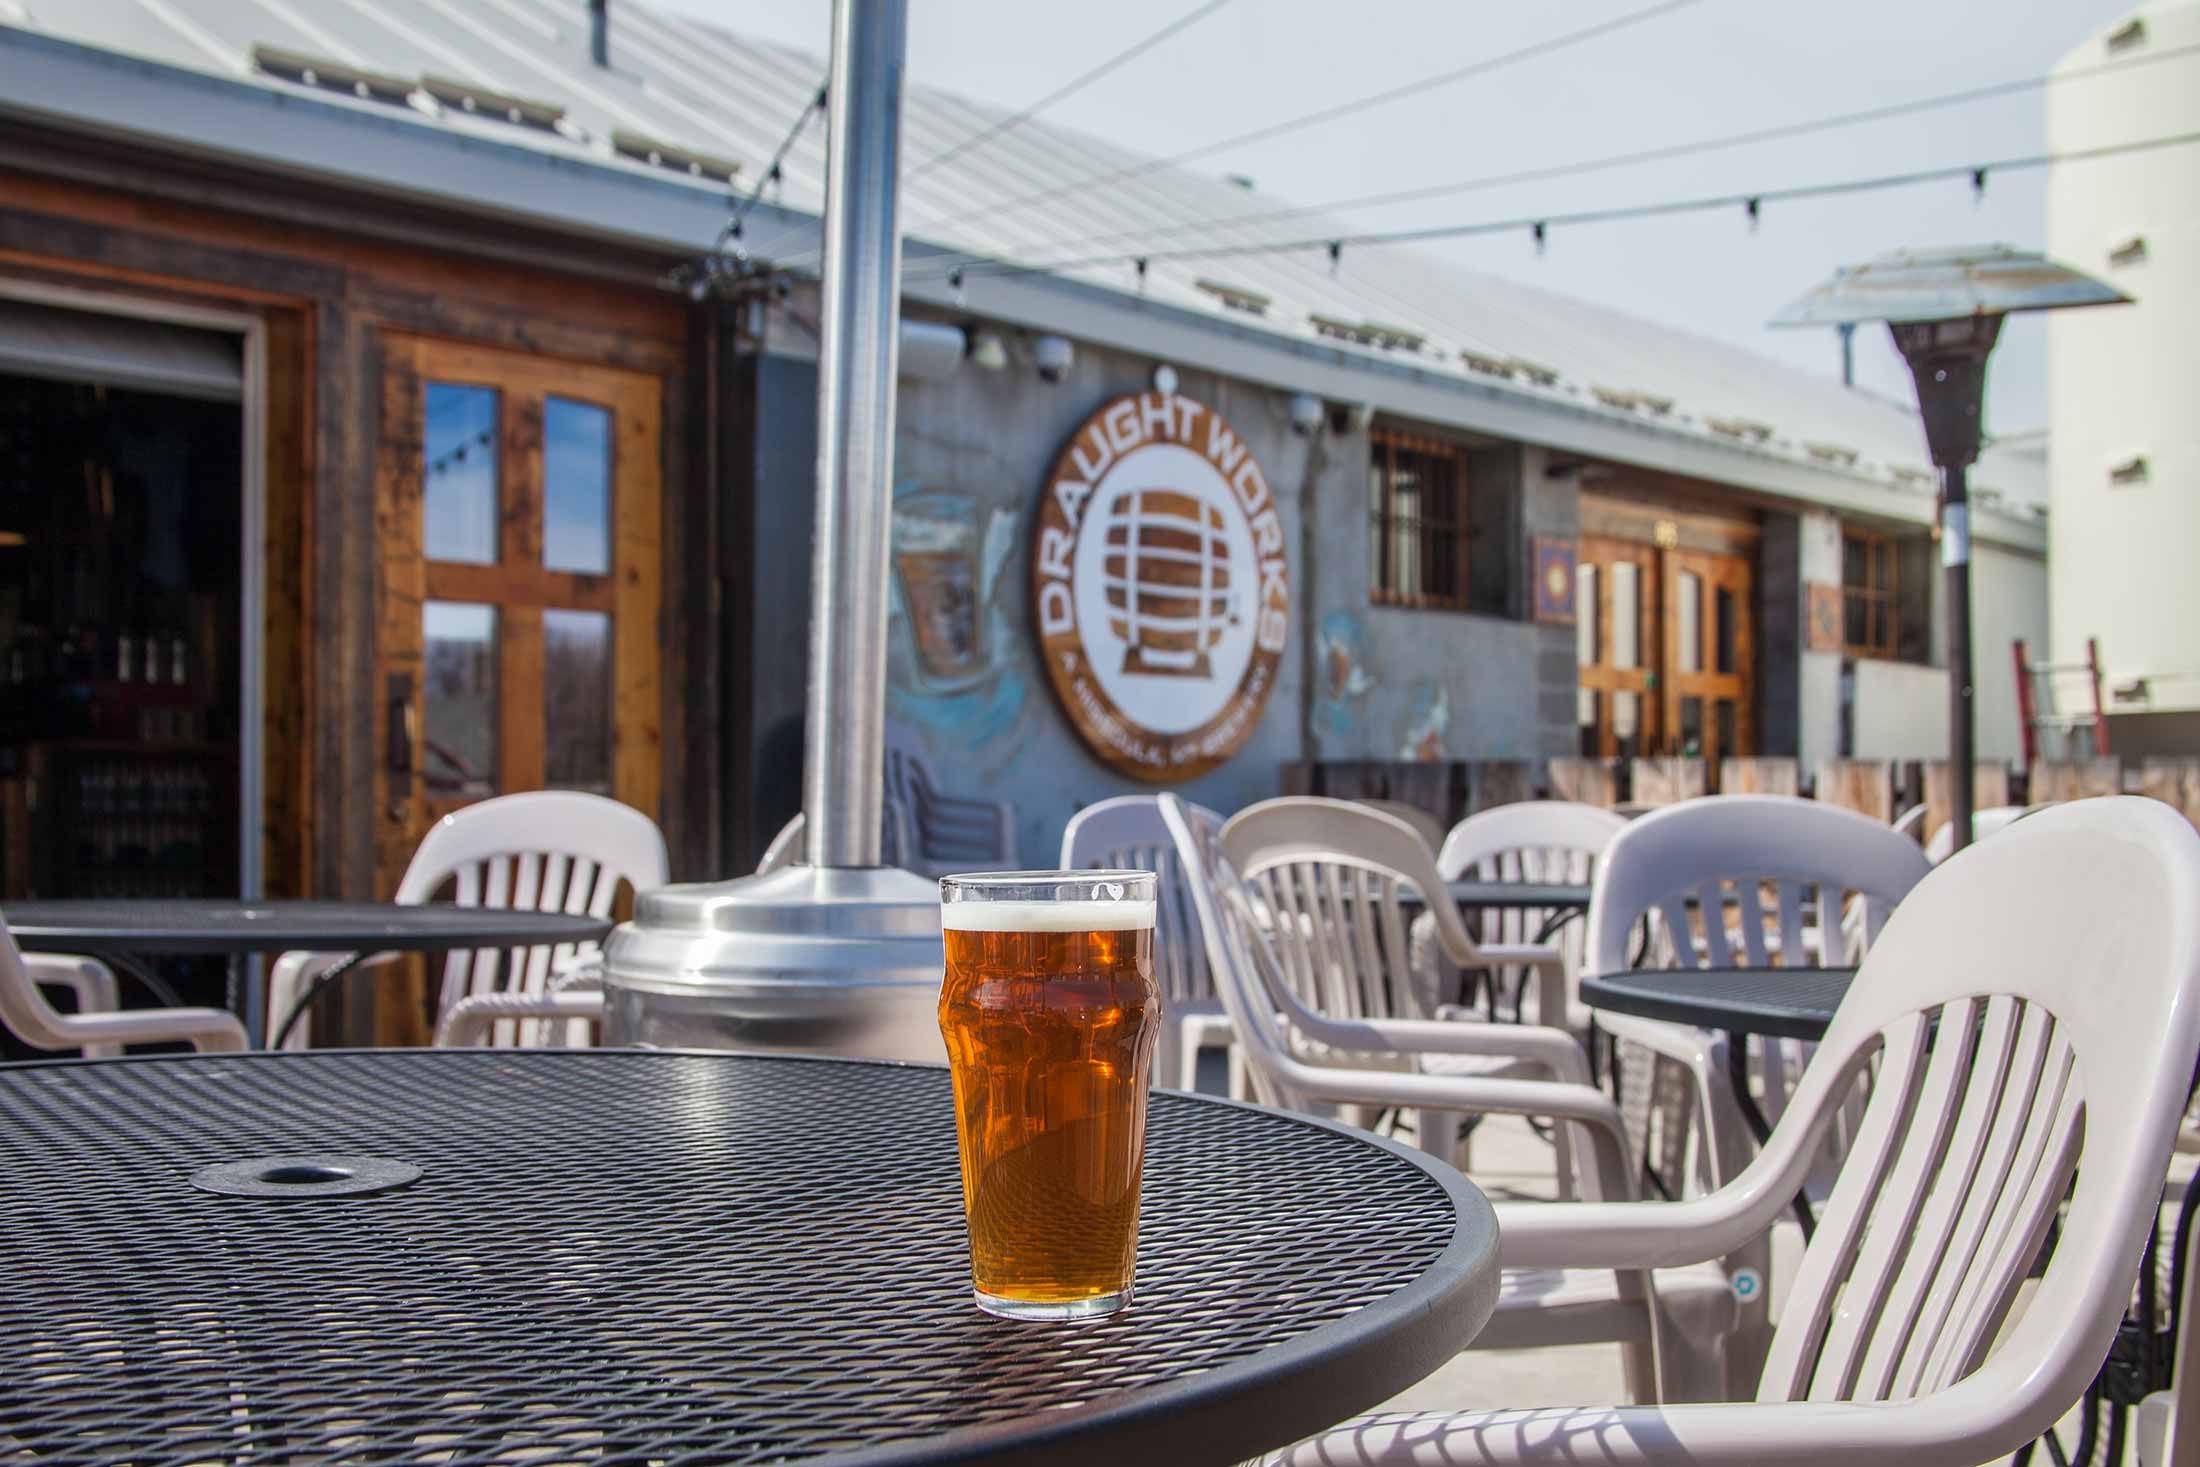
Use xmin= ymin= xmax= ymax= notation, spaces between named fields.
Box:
xmin=938 ymin=870 xmax=1160 ymax=1321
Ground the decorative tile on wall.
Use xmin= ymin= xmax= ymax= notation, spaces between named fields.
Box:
xmin=1531 ymin=537 xmax=1577 ymax=626
xmin=1806 ymin=581 xmax=1844 ymax=654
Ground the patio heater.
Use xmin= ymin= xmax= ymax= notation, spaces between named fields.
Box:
xmin=600 ymin=0 xmax=948 ymax=1060
xmin=1770 ymin=246 xmax=2127 ymax=853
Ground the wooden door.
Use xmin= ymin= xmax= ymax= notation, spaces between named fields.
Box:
xmin=1663 ymin=548 xmax=1753 ymax=769
xmin=375 ymin=335 xmax=662 ymax=897
xmin=1575 ymin=535 xmax=1660 ymax=758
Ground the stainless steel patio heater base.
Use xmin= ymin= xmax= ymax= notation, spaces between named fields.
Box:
xmin=602 ymin=864 xmax=946 ymax=1061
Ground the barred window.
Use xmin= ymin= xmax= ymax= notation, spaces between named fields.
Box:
xmin=1368 ymin=430 xmax=1471 ymax=610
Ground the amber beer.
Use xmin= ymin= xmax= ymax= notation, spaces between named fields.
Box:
xmin=938 ymin=872 xmax=1160 ymax=1320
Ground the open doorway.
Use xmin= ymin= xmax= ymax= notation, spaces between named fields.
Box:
xmin=0 ymin=299 xmax=246 ymax=904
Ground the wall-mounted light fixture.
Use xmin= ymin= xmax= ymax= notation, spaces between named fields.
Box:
xmin=967 ymin=330 xmax=1008 ymax=371
xmin=1032 ymin=334 xmax=1074 ymax=383
xmin=1288 ymin=392 xmax=1323 ymax=436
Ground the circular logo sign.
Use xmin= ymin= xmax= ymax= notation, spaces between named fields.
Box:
xmin=1034 ymin=391 xmax=1290 ymax=781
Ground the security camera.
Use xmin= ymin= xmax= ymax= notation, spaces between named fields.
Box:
xmin=1033 ymin=334 xmax=1075 ymax=383
xmin=1289 ymin=392 xmax=1324 ymax=437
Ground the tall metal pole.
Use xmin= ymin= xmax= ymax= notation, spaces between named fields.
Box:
xmin=803 ymin=0 xmax=906 ymax=868
xmin=1941 ymin=462 xmax=1974 ymax=853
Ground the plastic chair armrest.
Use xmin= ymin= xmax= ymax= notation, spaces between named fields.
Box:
xmin=435 ymin=989 xmax=604 ymax=1047
xmin=32 ymin=1006 xmax=248 ymax=1054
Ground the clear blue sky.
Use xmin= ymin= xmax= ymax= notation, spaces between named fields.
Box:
xmin=651 ymin=0 xmax=2136 ymax=436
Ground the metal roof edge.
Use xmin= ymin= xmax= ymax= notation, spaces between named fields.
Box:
xmin=0 ymin=27 xmax=2041 ymax=556
xmin=0 ymin=26 xmax=729 ymax=255
xmin=902 ymin=247 xmax=2044 ymax=555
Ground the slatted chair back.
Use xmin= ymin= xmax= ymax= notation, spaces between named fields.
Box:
xmin=1437 ymin=801 xmax=1626 ymax=1027
xmin=405 ymin=791 xmax=669 ymax=1045
xmin=1588 ymin=796 xmax=1930 ymax=978
xmin=1352 ymin=799 xmax=1447 ymax=856
xmin=1060 ymin=796 xmax=1222 ymax=1011
xmin=1750 ymin=797 xmax=2200 ymax=1412
xmin=1222 ymin=797 xmax=1471 ymax=1024
xmin=1589 ymin=795 xmax=1929 ymax=1141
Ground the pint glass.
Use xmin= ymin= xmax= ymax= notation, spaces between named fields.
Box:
xmin=938 ymin=871 xmax=1160 ymax=1320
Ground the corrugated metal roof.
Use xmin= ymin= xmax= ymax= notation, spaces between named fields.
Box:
xmin=3 ymin=0 xmax=2045 ymax=512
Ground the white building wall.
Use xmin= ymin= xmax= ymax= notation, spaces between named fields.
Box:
xmin=2048 ymin=3 xmax=2200 ymax=711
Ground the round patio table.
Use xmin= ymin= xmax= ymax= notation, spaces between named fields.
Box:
xmin=2 ymin=900 xmax=610 ymax=1048
xmin=0 ymin=1049 xmax=1499 ymax=1466
xmin=1581 ymin=964 xmax=1856 ymax=1235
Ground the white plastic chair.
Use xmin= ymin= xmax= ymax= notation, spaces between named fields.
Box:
xmin=1353 ymin=799 xmax=1448 ymax=856
xmin=0 ymin=922 xmax=243 ymax=1054
xmin=1587 ymin=794 xmax=1930 ymax=1390
xmin=269 ymin=792 xmax=668 ymax=1050
xmin=1278 ymin=797 xmax=2200 ymax=1466
xmin=1162 ymin=795 xmax=1736 ymax=1405
xmin=1922 ymin=804 xmax=2045 ymax=864
xmin=1224 ymin=798 xmax=1600 ymax=1199
xmin=1426 ymin=801 xmax=1630 ymax=1038
xmin=1060 ymin=795 xmax=1230 ymax=1092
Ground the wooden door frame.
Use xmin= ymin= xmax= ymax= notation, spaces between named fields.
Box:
xmin=1577 ymin=532 xmax=1760 ymax=762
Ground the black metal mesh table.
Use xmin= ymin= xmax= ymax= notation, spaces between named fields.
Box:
xmin=3 ymin=901 xmax=611 ymax=1047
xmin=1446 ymin=880 xmax=1594 ymax=912
xmin=1579 ymin=965 xmax=1855 ymax=1043
xmin=0 ymin=1050 xmax=1498 ymax=1466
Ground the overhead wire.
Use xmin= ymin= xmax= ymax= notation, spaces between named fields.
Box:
xmin=906 ymin=128 xmax=2200 ymax=284
xmin=977 ymin=37 xmax=2200 ymax=261
xmin=907 ymin=0 xmax=1239 ymax=181
xmin=896 ymin=0 xmax=1707 ymax=239
xmin=723 ymin=79 xmax=830 ymax=247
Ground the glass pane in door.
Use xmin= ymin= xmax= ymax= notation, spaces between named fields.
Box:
xmin=544 ymin=608 xmax=613 ymax=793
xmin=1676 ymin=572 xmax=1702 ymax=674
xmin=423 ymin=601 xmax=498 ymax=798
xmin=1576 ymin=563 xmax=1598 ymax=666
xmin=1716 ymin=699 xmax=1738 ymax=762
xmin=544 ymin=397 xmax=613 ymax=574
xmin=1611 ymin=562 xmax=1639 ymax=669
xmin=424 ymin=384 xmax=498 ymax=565
xmin=1678 ymin=695 xmax=1704 ymax=757
xmin=1716 ymin=586 xmax=1737 ymax=674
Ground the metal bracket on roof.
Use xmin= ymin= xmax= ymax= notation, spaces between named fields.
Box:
xmin=1705 ymin=415 xmax=1775 ymax=444
xmin=250 ymin=45 xmax=416 ymax=109
xmin=611 ymin=128 xmax=741 ymax=184
xmin=1309 ymin=314 xmax=1425 ymax=353
xmin=421 ymin=74 xmax=568 ymax=133
xmin=1458 ymin=350 xmax=1516 ymax=380
xmin=1804 ymin=441 xmax=1859 ymax=467
xmin=1193 ymin=278 xmax=1270 ymax=316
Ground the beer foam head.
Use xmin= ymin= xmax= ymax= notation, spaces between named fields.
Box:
xmin=940 ymin=899 xmax=1155 ymax=933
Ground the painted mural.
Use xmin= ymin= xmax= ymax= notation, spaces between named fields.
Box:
xmin=1313 ymin=611 xmax=1377 ymax=738
xmin=885 ymin=481 xmax=1028 ymax=754
xmin=1398 ymin=679 xmax=1452 ymax=762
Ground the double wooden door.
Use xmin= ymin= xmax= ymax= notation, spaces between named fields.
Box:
xmin=1576 ymin=535 xmax=1754 ymax=766
xmin=375 ymin=335 xmax=662 ymax=896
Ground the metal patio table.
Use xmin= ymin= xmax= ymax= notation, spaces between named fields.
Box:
xmin=0 ymin=1049 xmax=1497 ymax=1466
xmin=1441 ymin=879 xmax=1596 ymax=1016
xmin=2 ymin=900 xmax=610 ymax=1048
xmin=1581 ymin=964 xmax=1855 ymax=1234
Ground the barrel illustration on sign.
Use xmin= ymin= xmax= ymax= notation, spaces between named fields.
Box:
xmin=1103 ymin=489 xmax=1236 ymax=678
xmin=1034 ymin=391 xmax=1290 ymax=781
